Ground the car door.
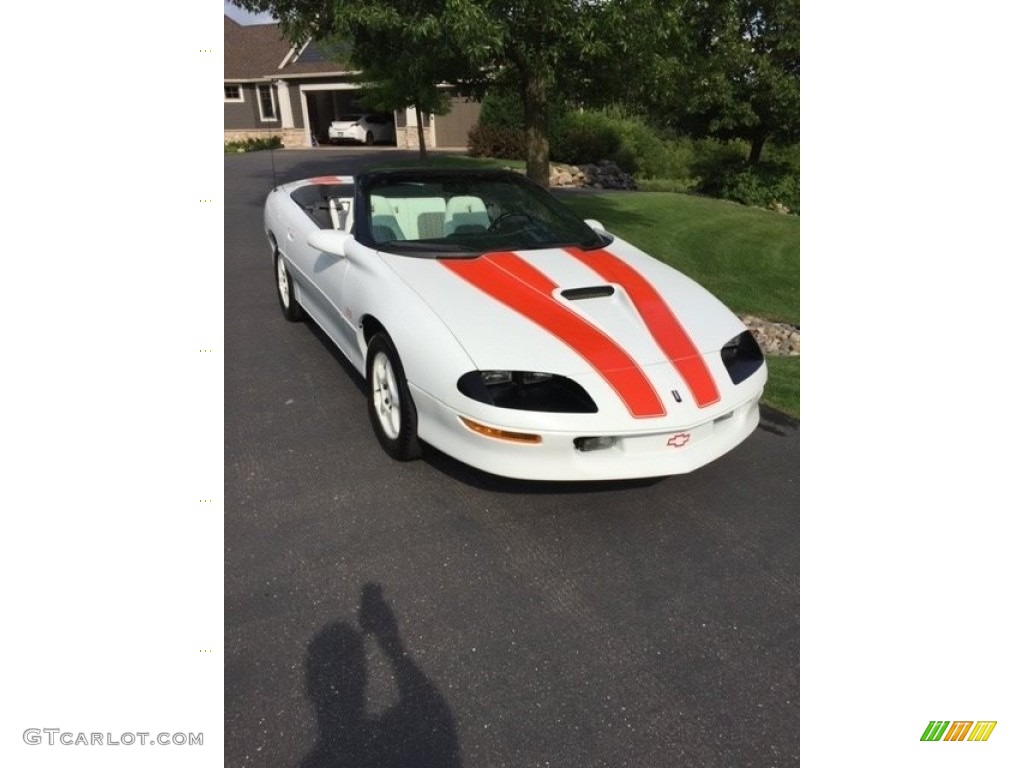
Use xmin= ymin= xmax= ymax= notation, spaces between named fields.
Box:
xmin=279 ymin=195 xmax=361 ymax=364
xmin=305 ymin=238 xmax=361 ymax=364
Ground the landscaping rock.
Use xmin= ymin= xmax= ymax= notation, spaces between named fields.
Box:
xmin=547 ymin=161 xmax=637 ymax=190
xmin=739 ymin=314 xmax=800 ymax=357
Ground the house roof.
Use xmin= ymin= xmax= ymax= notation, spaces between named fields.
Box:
xmin=224 ymin=15 xmax=357 ymax=81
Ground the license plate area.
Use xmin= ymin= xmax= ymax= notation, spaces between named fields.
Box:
xmin=620 ymin=421 xmax=715 ymax=454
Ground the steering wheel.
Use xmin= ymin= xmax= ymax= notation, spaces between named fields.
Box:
xmin=487 ymin=210 xmax=540 ymax=232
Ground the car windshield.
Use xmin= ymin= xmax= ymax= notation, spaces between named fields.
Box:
xmin=362 ymin=172 xmax=606 ymax=257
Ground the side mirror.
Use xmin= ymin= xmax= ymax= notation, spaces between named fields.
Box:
xmin=307 ymin=229 xmax=353 ymax=258
xmin=583 ymin=218 xmax=606 ymax=233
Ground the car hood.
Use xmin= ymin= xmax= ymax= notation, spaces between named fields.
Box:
xmin=380 ymin=239 xmax=746 ymax=379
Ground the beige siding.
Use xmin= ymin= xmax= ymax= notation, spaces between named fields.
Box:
xmin=434 ymin=98 xmax=482 ymax=147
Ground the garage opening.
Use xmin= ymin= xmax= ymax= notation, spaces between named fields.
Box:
xmin=303 ymin=90 xmax=396 ymax=146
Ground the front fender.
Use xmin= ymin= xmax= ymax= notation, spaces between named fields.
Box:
xmin=344 ymin=240 xmax=477 ymax=407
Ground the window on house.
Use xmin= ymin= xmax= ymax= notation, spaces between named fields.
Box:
xmin=224 ymin=84 xmax=243 ymax=102
xmin=257 ymin=84 xmax=277 ymax=121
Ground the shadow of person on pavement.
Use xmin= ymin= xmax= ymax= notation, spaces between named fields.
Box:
xmin=299 ymin=584 xmax=462 ymax=768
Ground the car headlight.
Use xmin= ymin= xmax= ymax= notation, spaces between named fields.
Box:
xmin=720 ymin=331 xmax=765 ymax=384
xmin=458 ymin=370 xmax=598 ymax=413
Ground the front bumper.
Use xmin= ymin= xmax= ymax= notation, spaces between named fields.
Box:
xmin=411 ymin=385 xmax=763 ymax=481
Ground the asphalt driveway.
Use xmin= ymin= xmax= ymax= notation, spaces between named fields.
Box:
xmin=225 ymin=148 xmax=799 ymax=767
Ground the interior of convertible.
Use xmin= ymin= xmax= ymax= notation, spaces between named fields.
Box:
xmin=290 ymin=183 xmax=354 ymax=231
xmin=292 ymin=174 xmax=606 ymax=255
xmin=369 ymin=194 xmax=491 ymax=242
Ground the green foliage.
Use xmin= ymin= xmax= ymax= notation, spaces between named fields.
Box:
xmin=716 ymin=163 xmax=800 ymax=214
xmin=548 ymin=111 xmax=623 ymax=167
xmin=575 ymin=0 xmax=799 ymax=163
xmin=467 ymin=124 xmax=525 ymax=159
xmin=224 ymin=136 xmax=283 ymax=153
xmin=473 ymin=96 xmax=800 ymax=212
xmin=666 ymin=0 xmax=799 ymax=160
xmin=234 ymin=0 xmax=798 ymax=180
xmin=478 ymin=87 xmax=524 ymax=130
xmin=234 ymin=0 xmax=647 ymax=184
xmin=686 ymin=140 xmax=798 ymax=213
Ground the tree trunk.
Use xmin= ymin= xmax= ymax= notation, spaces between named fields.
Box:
xmin=521 ymin=70 xmax=549 ymax=187
xmin=748 ymin=134 xmax=767 ymax=165
xmin=414 ymin=101 xmax=427 ymax=163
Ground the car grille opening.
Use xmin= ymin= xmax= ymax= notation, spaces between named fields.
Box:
xmin=574 ymin=436 xmax=618 ymax=452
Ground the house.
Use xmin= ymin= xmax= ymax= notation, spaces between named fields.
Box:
xmin=224 ymin=16 xmax=481 ymax=149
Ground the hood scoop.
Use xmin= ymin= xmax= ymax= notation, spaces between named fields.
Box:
xmin=561 ymin=285 xmax=615 ymax=301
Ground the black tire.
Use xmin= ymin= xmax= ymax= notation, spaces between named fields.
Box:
xmin=275 ymin=252 xmax=306 ymax=322
xmin=365 ymin=333 xmax=421 ymax=461
xmin=365 ymin=131 xmax=375 ymax=146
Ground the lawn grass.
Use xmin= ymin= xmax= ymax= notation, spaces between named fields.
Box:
xmin=560 ymin=192 xmax=799 ymax=325
xmin=763 ymin=356 xmax=800 ymax=419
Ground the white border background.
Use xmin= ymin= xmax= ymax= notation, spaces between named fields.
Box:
xmin=801 ymin=1 xmax=1023 ymax=765
xmin=2 ymin=2 xmax=223 ymax=765
xmin=2 ymin=1 xmax=1022 ymax=766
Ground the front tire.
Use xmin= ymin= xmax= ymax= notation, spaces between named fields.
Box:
xmin=275 ymin=253 xmax=306 ymax=322
xmin=366 ymin=333 xmax=421 ymax=461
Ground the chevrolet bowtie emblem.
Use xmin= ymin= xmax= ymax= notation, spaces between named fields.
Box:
xmin=666 ymin=432 xmax=691 ymax=448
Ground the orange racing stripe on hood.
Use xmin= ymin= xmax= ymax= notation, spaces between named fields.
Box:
xmin=565 ymin=247 xmax=720 ymax=408
xmin=441 ymin=252 xmax=667 ymax=418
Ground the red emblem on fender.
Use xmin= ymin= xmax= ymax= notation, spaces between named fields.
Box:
xmin=667 ymin=432 xmax=691 ymax=447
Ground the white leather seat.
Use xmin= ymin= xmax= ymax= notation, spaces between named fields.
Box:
xmin=444 ymin=196 xmax=490 ymax=235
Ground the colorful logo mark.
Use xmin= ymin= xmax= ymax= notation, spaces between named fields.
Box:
xmin=920 ymin=721 xmax=997 ymax=742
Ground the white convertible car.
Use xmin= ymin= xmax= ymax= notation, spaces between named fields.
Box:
xmin=263 ymin=169 xmax=766 ymax=480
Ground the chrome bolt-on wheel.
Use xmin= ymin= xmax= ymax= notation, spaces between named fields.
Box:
xmin=274 ymin=252 xmax=305 ymax=322
xmin=371 ymin=351 xmax=401 ymax=439
xmin=277 ymin=257 xmax=290 ymax=308
xmin=365 ymin=333 xmax=421 ymax=461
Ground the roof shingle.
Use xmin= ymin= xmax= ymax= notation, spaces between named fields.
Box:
xmin=224 ymin=16 xmax=356 ymax=80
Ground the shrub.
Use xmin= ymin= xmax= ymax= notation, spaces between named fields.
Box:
xmin=685 ymin=139 xmax=799 ymax=213
xmin=224 ymin=135 xmax=283 ymax=153
xmin=687 ymin=139 xmax=750 ymax=194
xmin=717 ymin=162 xmax=800 ymax=214
xmin=549 ymin=110 xmax=622 ymax=166
xmin=467 ymin=123 xmax=524 ymax=159
xmin=473 ymin=93 xmax=800 ymax=213
xmin=596 ymin=108 xmax=672 ymax=179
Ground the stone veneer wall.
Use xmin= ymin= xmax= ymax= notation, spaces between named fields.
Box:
xmin=395 ymin=126 xmax=434 ymax=150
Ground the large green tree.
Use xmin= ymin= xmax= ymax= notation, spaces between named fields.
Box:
xmin=234 ymin=0 xmax=616 ymax=186
xmin=661 ymin=0 xmax=799 ymax=163
xmin=564 ymin=0 xmax=799 ymax=165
